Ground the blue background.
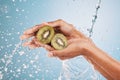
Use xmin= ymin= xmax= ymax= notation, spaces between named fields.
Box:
xmin=0 ymin=0 xmax=120 ymax=80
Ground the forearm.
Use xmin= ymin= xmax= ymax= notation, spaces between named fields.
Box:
xmin=84 ymin=56 xmax=113 ymax=80
xmin=84 ymin=45 xmax=120 ymax=79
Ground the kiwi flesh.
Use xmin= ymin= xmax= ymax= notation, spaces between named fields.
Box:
xmin=36 ymin=25 xmax=54 ymax=44
xmin=51 ymin=33 xmax=68 ymax=50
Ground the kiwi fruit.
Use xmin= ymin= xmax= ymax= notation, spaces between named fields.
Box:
xmin=36 ymin=25 xmax=68 ymax=50
xmin=51 ymin=33 xmax=68 ymax=50
xmin=36 ymin=25 xmax=55 ymax=44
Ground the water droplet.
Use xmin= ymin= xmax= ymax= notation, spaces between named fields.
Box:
xmin=32 ymin=3 xmax=34 ymax=6
xmin=21 ymin=9 xmax=25 ymax=12
xmin=15 ymin=74 xmax=19 ymax=78
xmin=1 ymin=36 xmax=4 ymax=39
xmin=4 ymin=67 xmax=8 ymax=72
xmin=23 ymin=64 xmax=28 ymax=69
xmin=25 ymin=16 xmax=28 ymax=19
xmin=7 ymin=33 xmax=12 ymax=36
xmin=17 ymin=69 xmax=21 ymax=72
xmin=30 ymin=60 xmax=34 ymax=64
xmin=46 ymin=70 xmax=49 ymax=73
xmin=17 ymin=32 xmax=20 ymax=35
xmin=33 ymin=65 xmax=37 ymax=68
xmin=29 ymin=74 xmax=33 ymax=77
xmin=12 ymin=37 xmax=14 ymax=40
xmin=6 ymin=59 xmax=11 ymax=64
xmin=19 ymin=22 xmax=23 ymax=26
xmin=1 ymin=58 xmax=5 ymax=63
xmin=10 ymin=70 xmax=13 ymax=73
xmin=12 ymin=28 xmax=15 ymax=30
xmin=117 ymin=48 xmax=120 ymax=50
xmin=0 ymin=73 xmax=3 ymax=79
xmin=12 ymin=0 xmax=15 ymax=2
xmin=19 ymin=51 xmax=25 ymax=56
xmin=5 ymin=39 xmax=8 ymax=42
xmin=0 ymin=5 xmax=9 ymax=13
xmin=35 ymin=71 xmax=38 ymax=74
xmin=18 ymin=13 xmax=22 ymax=15
xmin=0 ymin=46 xmax=4 ymax=49
xmin=96 ymin=4 xmax=100 ymax=9
xmin=34 ymin=55 xmax=39 ymax=60
xmin=17 ymin=60 xmax=21 ymax=62
xmin=16 ymin=8 xmax=19 ymax=12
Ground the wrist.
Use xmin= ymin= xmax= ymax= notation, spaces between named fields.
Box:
xmin=81 ymin=39 xmax=98 ymax=56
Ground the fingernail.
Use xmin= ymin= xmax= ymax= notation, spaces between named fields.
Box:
xmin=47 ymin=52 xmax=53 ymax=57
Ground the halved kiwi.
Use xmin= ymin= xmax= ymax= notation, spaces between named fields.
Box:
xmin=51 ymin=33 xmax=68 ymax=50
xmin=36 ymin=25 xmax=55 ymax=44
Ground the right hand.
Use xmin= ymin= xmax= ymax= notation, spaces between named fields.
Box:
xmin=20 ymin=19 xmax=94 ymax=60
xmin=20 ymin=19 xmax=84 ymax=49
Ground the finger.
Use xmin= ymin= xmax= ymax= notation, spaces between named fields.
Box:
xmin=22 ymin=41 xmax=33 ymax=46
xmin=66 ymin=36 xmax=71 ymax=40
xmin=20 ymin=33 xmax=35 ymax=40
xmin=23 ymin=41 xmax=38 ymax=48
xmin=48 ymin=19 xmax=75 ymax=36
xmin=28 ymin=44 xmax=38 ymax=49
xmin=67 ymin=39 xmax=78 ymax=44
xmin=67 ymin=39 xmax=74 ymax=44
xmin=47 ymin=52 xmax=70 ymax=60
xmin=24 ymin=22 xmax=48 ymax=35
xmin=22 ymin=37 xmax=36 ymax=46
xmin=48 ymin=19 xmax=67 ymax=27
xmin=33 ymin=38 xmax=45 ymax=47
xmin=58 ymin=57 xmax=69 ymax=60
xmin=44 ymin=45 xmax=55 ymax=51
xmin=22 ymin=39 xmax=39 ymax=48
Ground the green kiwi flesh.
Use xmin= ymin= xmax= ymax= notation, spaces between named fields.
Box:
xmin=51 ymin=33 xmax=68 ymax=50
xmin=36 ymin=25 xmax=54 ymax=44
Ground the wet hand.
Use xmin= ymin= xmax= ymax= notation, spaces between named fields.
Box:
xmin=45 ymin=20 xmax=94 ymax=60
xmin=20 ymin=22 xmax=50 ymax=49
xmin=20 ymin=19 xmax=81 ymax=49
xmin=20 ymin=19 xmax=94 ymax=60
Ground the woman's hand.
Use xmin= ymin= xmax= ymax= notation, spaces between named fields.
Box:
xmin=20 ymin=19 xmax=95 ymax=60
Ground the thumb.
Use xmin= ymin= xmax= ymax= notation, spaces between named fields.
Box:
xmin=47 ymin=47 xmax=70 ymax=57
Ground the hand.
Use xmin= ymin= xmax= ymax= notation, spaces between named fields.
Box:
xmin=20 ymin=22 xmax=50 ymax=49
xmin=20 ymin=19 xmax=94 ymax=60
xmin=46 ymin=19 xmax=94 ymax=60
xmin=20 ymin=19 xmax=82 ymax=49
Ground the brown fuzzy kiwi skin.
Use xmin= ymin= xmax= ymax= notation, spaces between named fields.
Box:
xmin=36 ymin=25 xmax=55 ymax=44
xmin=51 ymin=33 xmax=68 ymax=50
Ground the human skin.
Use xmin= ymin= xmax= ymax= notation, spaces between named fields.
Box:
xmin=20 ymin=19 xmax=120 ymax=80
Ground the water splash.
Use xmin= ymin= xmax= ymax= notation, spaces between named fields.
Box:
xmin=88 ymin=0 xmax=101 ymax=37
xmin=59 ymin=0 xmax=101 ymax=80
xmin=0 ymin=41 xmax=22 ymax=80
